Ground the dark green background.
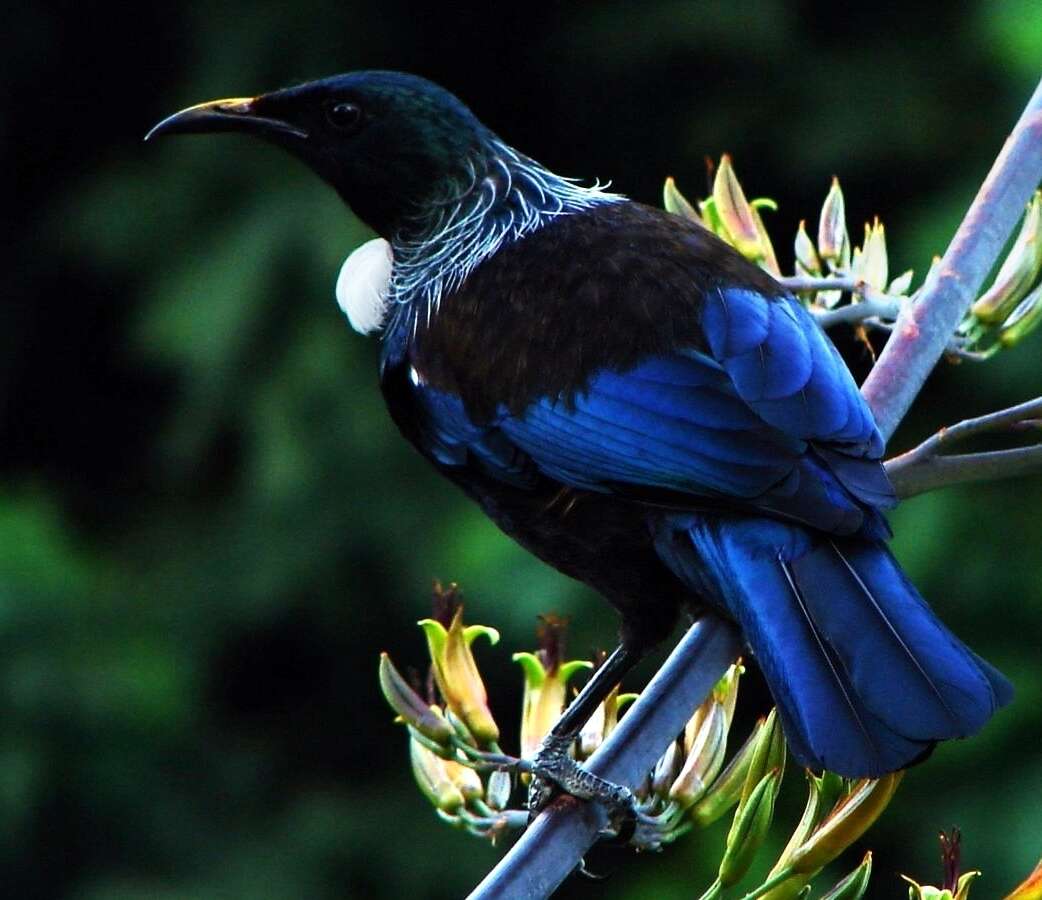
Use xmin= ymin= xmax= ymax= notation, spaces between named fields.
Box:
xmin=3 ymin=1 xmax=1040 ymax=897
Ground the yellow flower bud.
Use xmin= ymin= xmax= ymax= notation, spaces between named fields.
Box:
xmin=714 ymin=154 xmax=767 ymax=261
xmin=856 ymin=218 xmax=889 ymax=291
xmin=419 ymin=604 xmax=501 ymax=745
xmin=669 ymin=699 xmax=728 ymax=807
xmin=513 ymin=650 xmax=592 ymax=759
xmin=789 ymin=772 xmax=902 ymax=874
xmin=409 ymin=734 xmax=465 ymax=812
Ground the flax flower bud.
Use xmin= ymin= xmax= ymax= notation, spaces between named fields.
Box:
xmin=857 ymin=218 xmax=889 ymax=291
xmin=973 ymin=191 xmax=1042 ymax=324
xmin=577 ymin=684 xmax=635 ymax=759
xmin=485 ymin=769 xmax=513 ymax=811
xmin=718 ymin=768 xmax=781 ymax=887
xmin=818 ymin=177 xmax=849 ymax=265
xmin=820 ymin=852 xmax=873 ymax=900
xmin=714 ymin=155 xmax=767 ymax=261
xmin=664 ymin=176 xmax=704 ymax=224
xmin=999 ymin=281 xmax=1042 ymax=347
xmin=418 ymin=587 xmax=501 ymax=745
xmin=789 ymin=772 xmax=902 ymax=875
xmin=690 ymin=716 xmax=763 ymax=828
xmin=795 ymin=219 xmax=822 ymax=277
xmin=512 ymin=616 xmax=592 ymax=759
xmin=379 ymin=652 xmax=454 ymax=744
xmin=409 ymin=734 xmax=465 ymax=813
xmin=669 ymin=699 xmax=728 ymax=807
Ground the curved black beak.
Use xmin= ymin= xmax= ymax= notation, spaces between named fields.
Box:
xmin=145 ymin=96 xmax=309 ymax=142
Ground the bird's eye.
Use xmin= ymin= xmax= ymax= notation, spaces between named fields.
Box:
xmin=325 ymin=101 xmax=363 ymax=132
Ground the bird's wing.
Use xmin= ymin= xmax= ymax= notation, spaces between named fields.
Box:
xmin=411 ymin=286 xmax=893 ymax=533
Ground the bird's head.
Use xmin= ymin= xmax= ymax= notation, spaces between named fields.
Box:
xmin=147 ymin=71 xmax=495 ymax=239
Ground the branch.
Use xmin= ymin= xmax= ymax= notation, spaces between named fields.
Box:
xmin=861 ymin=77 xmax=1042 ymax=442
xmin=468 ymin=617 xmax=741 ymax=900
xmin=886 ymin=398 xmax=1042 ymax=497
xmin=468 ymin=76 xmax=1042 ymax=900
xmin=812 ymin=293 xmax=902 ymax=328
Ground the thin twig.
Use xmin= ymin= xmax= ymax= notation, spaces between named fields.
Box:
xmin=888 ymin=446 xmax=1042 ymax=498
xmin=862 ymin=77 xmax=1042 ymax=442
xmin=779 ymin=274 xmax=859 ymax=292
xmin=813 ymin=295 xmax=902 ymax=328
xmin=886 ymin=397 xmax=1042 ymax=497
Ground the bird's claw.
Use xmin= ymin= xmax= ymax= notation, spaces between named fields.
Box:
xmin=526 ymin=733 xmax=637 ymax=836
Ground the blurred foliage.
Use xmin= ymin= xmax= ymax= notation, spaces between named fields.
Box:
xmin=3 ymin=1 xmax=1042 ymax=898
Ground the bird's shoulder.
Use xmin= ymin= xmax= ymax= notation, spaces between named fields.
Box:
xmin=405 ymin=200 xmax=788 ymax=421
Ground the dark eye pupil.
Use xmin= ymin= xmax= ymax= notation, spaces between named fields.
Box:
xmin=328 ymin=102 xmax=361 ymax=130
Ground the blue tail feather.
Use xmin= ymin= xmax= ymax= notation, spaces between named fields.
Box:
xmin=656 ymin=516 xmax=1012 ymax=777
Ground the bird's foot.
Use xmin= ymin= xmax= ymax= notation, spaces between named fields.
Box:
xmin=526 ymin=734 xmax=637 ymax=838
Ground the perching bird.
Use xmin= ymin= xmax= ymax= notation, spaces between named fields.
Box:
xmin=148 ymin=72 xmax=1011 ymax=793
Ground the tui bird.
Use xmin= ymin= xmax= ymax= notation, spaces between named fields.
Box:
xmin=147 ymin=72 xmax=1011 ymax=798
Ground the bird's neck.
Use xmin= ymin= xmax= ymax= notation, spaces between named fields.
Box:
xmin=388 ymin=140 xmax=623 ymax=317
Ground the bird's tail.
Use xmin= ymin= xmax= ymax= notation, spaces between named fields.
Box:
xmin=656 ymin=516 xmax=1012 ymax=777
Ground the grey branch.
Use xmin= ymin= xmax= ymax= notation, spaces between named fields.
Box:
xmin=812 ymin=293 xmax=902 ymax=328
xmin=886 ymin=397 xmax=1042 ymax=498
xmin=467 ymin=75 xmax=1042 ymax=900
xmin=861 ymin=77 xmax=1042 ymax=442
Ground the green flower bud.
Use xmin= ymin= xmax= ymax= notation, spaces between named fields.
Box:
xmin=999 ymin=281 xmax=1042 ymax=347
xmin=795 ymin=220 xmax=822 ymax=277
xmin=379 ymin=652 xmax=454 ymax=744
xmin=690 ymin=717 xmax=760 ymax=828
xmin=753 ymin=201 xmax=781 ymax=275
xmin=820 ymin=852 xmax=873 ymax=900
xmin=973 ymin=190 xmax=1042 ymax=324
xmin=410 ymin=733 xmax=465 ymax=812
xmin=718 ymin=768 xmax=781 ymax=887
xmin=741 ymin=708 xmax=785 ymax=807
xmin=789 ymin=772 xmax=902 ymax=874
xmin=761 ymin=771 xmax=838 ymax=900
xmin=664 ymin=176 xmax=704 ymax=224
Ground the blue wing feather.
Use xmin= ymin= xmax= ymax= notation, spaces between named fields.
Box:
xmin=413 ymin=286 xmax=892 ymax=528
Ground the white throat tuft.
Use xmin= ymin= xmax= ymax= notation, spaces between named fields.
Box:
xmin=336 ymin=237 xmax=393 ymax=334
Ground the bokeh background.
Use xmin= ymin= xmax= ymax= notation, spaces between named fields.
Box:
xmin=4 ymin=1 xmax=1042 ymax=897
